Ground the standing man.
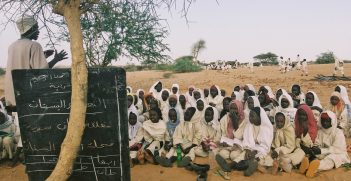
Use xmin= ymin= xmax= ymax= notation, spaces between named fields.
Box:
xmin=333 ymin=56 xmax=344 ymax=77
xmin=5 ymin=15 xmax=67 ymax=167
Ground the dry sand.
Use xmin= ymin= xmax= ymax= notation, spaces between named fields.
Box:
xmin=0 ymin=64 xmax=351 ymax=180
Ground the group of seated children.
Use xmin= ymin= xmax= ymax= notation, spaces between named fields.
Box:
xmin=129 ymin=82 xmax=350 ymax=179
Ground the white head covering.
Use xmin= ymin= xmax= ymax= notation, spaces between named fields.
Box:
xmin=149 ymin=81 xmax=162 ymax=100
xmin=264 ymin=86 xmax=275 ymax=99
xmin=320 ymin=111 xmax=337 ymax=135
xmin=16 ymin=15 xmax=37 ymax=35
xmin=128 ymin=109 xmax=141 ymax=140
xmin=203 ymin=105 xmax=220 ymax=130
xmin=275 ymin=88 xmax=288 ymax=101
xmin=242 ymin=107 xmax=273 ymax=157
xmin=245 ymin=84 xmax=256 ymax=94
xmin=136 ymin=89 xmax=144 ymax=97
xmin=278 ymin=93 xmax=294 ymax=109
xmin=244 ymin=96 xmax=261 ymax=110
xmin=185 ymin=85 xmax=197 ymax=107
xmin=126 ymin=86 xmax=133 ymax=93
xmin=337 ymin=85 xmax=351 ymax=106
xmin=171 ymin=84 xmax=180 ymax=95
xmin=307 ymin=91 xmax=323 ymax=108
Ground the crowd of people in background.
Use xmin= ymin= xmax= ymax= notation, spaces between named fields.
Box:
xmin=126 ymin=82 xmax=351 ymax=180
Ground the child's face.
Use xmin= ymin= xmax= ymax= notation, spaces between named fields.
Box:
xmin=243 ymin=92 xmax=249 ymax=102
xmin=189 ymin=87 xmax=194 ymax=96
xmin=292 ymin=86 xmax=300 ymax=96
xmin=297 ymin=109 xmax=308 ymax=123
xmin=258 ymin=94 xmax=265 ymax=104
xmin=172 ymin=87 xmax=178 ymax=94
xmin=127 ymin=95 xmax=133 ymax=108
xmin=335 ymin=86 xmax=341 ymax=93
xmin=139 ymin=91 xmax=144 ymax=99
xmin=204 ymin=89 xmax=209 ymax=97
xmin=243 ymin=85 xmax=249 ymax=92
xmin=249 ymin=110 xmax=261 ymax=126
xmin=231 ymin=92 xmax=236 ymax=100
xmin=161 ymin=90 xmax=169 ymax=101
xmin=276 ymin=90 xmax=283 ymax=101
xmin=196 ymin=100 xmax=204 ymax=111
xmin=229 ymin=103 xmax=238 ymax=115
xmin=275 ymin=114 xmax=285 ymax=129
xmin=149 ymin=99 xmax=158 ymax=109
xmin=179 ymin=95 xmax=186 ymax=105
xmin=247 ymin=97 xmax=255 ymax=110
xmin=155 ymin=82 xmax=162 ymax=92
xmin=169 ymin=97 xmax=177 ymax=107
xmin=129 ymin=112 xmax=137 ymax=125
xmin=321 ymin=115 xmax=332 ymax=129
xmin=305 ymin=93 xmax=314 ymax=106
xmin=330 ymin=96 xmax=340 ymax=106
xmin=0 ymin=112 xmax=6 ymax=124
xmin=193 ymin=91 xmax=201 ymax=100
xmin=168 ymin=110 xmax=177 ymax=122
xmin=281 ymin=98 xmax=290 ymax=108
xmin=223 ymin=99 xmax=230 ymax=111
xmin=204 ymin=108 xmax=214 ymax=123
xmin=184 ymin=109 xmax=193 ymax=122
xmin=149 ymin=110 xmax=159 ymax=123
xmin=234 ymin=86 xmax=240 ymax=92
xmin=210 ymin=86 xmax=218 ymax=98
xmin=260 ymin=87 xmax=268 ymax=95
xmin=220 ymin=89 xmax=226 ymax=97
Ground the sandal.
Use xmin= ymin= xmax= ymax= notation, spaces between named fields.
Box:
xmin=215 ymin=169 xmax=231 ymax=180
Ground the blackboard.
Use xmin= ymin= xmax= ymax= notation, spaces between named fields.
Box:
xmin=12 ymin=68 xmax=130 ymax=181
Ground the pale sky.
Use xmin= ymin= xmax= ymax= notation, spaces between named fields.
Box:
xmin=1 ymin=0 xmax=350 ymax=67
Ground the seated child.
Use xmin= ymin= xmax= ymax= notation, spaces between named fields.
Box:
xmin=0 ymin=111 xmax=16 ymax=161
xmin=299 ymin=111 xmax=350 ymax=178
xmin=128 ymin=111 xmax=144 ymax=167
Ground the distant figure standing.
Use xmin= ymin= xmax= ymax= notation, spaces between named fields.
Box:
xmin=333 ymin=56 xmax=344 ymax=77
xmin=295 ymin=54 xmax=301 ymax=70
xmin=248 ymin=61 xmax=254 ymax=73
xmin=301 ymin=59 xmax=308 ymax=76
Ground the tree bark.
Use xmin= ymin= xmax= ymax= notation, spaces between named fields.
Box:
xmin=46 ymin=0 xmax=88 ymax=180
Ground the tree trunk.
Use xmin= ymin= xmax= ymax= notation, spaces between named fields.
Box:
xmin=46 ymin=1 xmax=88 ymax=180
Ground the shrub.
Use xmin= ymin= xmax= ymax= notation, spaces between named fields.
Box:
xmin=316 ymin=51 xmax=335 ymax=64
xmin=172 ymin=56 xmax=202 ymax=73
xmin=154 ymin=64 xmax=172 ymax=71
xmin=162 ymin=72 xmax=173 ymax=78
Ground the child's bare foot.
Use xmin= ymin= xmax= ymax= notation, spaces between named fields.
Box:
xmin=137 ymin=150 xmax=145 ymax=164
xmin=299 ymin=157 xmax=309 ymax=174
xmin=272 ymin=160 xmax=279 ymax=175
xmin=306 ymin=160 xmax=320 ymax=178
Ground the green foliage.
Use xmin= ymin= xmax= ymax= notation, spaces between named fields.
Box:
xmin=0 ymin=68 xmax=5 ymax=76
xmin=172 ymin=56 xmax=202 ymax=73
xmin=154 ymin=64 xmax=172 ymax=71
xmin=315 ymin=51 xmax=335 ymax=64
xmin=79 ymin=1 xmax=170 ymax=66
xmin=192 ymin=39 xmax=206 ymax=61
xmin=162 ymin=72 xmax=173 ymax=78
xmin=253 ymin=52 xmax=278 ymax=65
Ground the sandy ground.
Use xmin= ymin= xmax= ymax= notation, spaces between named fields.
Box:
xmin=0 ymin=64 xmax=351 ymax=180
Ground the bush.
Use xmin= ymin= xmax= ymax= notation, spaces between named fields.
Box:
xmin=316 ymin=51 xmax=335 ymax=64
xmin=162 ymin=72 xmax=173 ymax=78
xmin=154 ymin=64 xmax=172 ymax=71
xmin=0 ymin=68 xmax=5 ymax=76
xmin=172 ymin=56 xmax=202 ymax=73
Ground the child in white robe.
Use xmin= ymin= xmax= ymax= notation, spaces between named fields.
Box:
xmin=159 ymin=89 xmax=170 ymax=112
xmin=171 ymin=84 xmax=180 ymax=98
xmin=128 ymin=110 xmax=144 ymax=166
xmin=208 ymin=85 xmax=224 ymax=113
xmin=305 ymin=91 xmax=323 ymax=127
xmin=185 ymin=85 xmax=197 ymax=107
xmin=291 ymin=84 xmax=305 ymax=107
xmin=149 ymin=81 xmax=163 ymax=101
xmin=142 ymin=108 xmax=169 ymax=164
xmin=328 ymin=92 xmax=349 ymax=137
xmin=269 ymin=93 xmax=297 ymax=124
xmin=333 ymin=57 xmax=344 ymax=76
xmin=300 ymin=111 xmax=350 ymax=177
xmin=195 ymin=106 xmax=220 ymax=157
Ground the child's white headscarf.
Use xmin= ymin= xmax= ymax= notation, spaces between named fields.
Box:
xmin=307 ymin=91 xmax=323 ymax=108
xmin=337 ymin=85 xmax=351 ymax=106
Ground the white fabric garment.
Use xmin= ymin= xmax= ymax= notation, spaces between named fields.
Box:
xmin=245 ymin=84 xmax=256 ymax=94
xmin=314 ymin=111 xmax=350 ymax=168
xmin=159 ymin=89 xmax=170 ymax=112
xmin=207 ymin=85 xmax=224 ymax=113
xmin=126 ymin=86 xmax=133 ymax=93
xmin=162 ymin=95 xmax=184 ymax=123
xmin=142 ymin=119 xmax=168 ymax=143
xmin=171 ymin=84 xmax=180 ymax=97
xmin=192 ymin=99 xmax=206 ymax=123
xmin=270 ymin=93 xmax=297 ymax=123
xmin=241 ymin=107 xmax=274 ymax=158
xmin=307 ymin=91 xmax=323 ymax=108
xmin=185 ymin=85 xmax=197 ymax=107
xmin=200 ymin=106 xmax=221 ymax=142
xmin=233 ymin=91 xmax=243 ymax=102
xmin=272 ymin=112 xmax=296 ymax=155
xmin=173 ymin=114 xmax=202 ymax=146
xmin=203 ymin=106 xmax=220 ymax=131
xmin=264 ymin=86 xmax=275 ymax=99
xmin=128 ymin=110 xmax=142 ymax=146
xmin=149 ymin=81 xmax=162 ymax=101
xmin=5 ymin=39 xmax=48 ymax=106
xmin=337 ymin=85 xmax=351 ymax=106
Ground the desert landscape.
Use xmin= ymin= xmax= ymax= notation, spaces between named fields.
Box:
xmin=0 ymin=63 xmax=350 ymax=181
